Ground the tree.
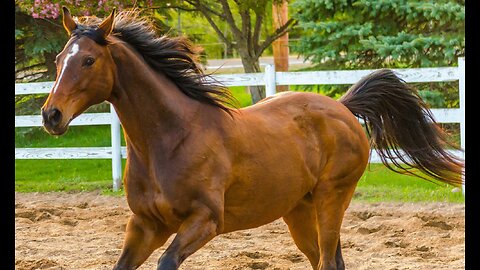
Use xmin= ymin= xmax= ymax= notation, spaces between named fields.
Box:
xmin=291 ymin=0 xmax=465 ymax=107
xmin=15 ymin=2 xmax=66 ymax=82
xmin=292 ymin=0 xmax=465 ymax=69
xmin=159 ymin=0 xmax=297 ymax=103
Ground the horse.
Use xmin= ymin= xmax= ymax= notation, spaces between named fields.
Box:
xmin=41 ymin=7 xmax=464 ymax=270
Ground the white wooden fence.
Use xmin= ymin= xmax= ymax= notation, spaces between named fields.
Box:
xmin=15 ymin=58 xmax=465 ymax=192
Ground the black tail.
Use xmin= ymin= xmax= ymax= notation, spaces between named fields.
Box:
xmin=339 ymin=69 xmax=464 ymax=186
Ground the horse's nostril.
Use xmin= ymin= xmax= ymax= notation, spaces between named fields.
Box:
xmin=50 ymin=109 xmax=62 ymax=124
xmin=47 ymin=108 xmax=62 ymax=126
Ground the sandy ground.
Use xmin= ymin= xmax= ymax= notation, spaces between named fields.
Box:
xmin=15 ymin=192 xmax=465 ymax=270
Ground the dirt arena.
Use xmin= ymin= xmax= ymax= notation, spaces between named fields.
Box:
xmin=15 ymin=192 xmax=465 ymax=270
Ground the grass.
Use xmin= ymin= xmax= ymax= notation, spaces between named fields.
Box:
xmin=15 ymin=86 xmax=464 ymax=203
xmin=15 ymin=159 xmax=126 ymax=196
xmin=229 ymin=86 xmax=253 ymax=108
xmin=355 ymin=164 xmax=464 ymax=203
xmin=15 ymin=125 xmax=118 ymax=148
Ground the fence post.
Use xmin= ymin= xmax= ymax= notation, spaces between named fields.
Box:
xmin=458 ymin=57 xmax=465 ymax=196
xmin=110 ymin=104 xmax=122 ymax=191
xmin=265 ymin=64 xmax=276 ymax=97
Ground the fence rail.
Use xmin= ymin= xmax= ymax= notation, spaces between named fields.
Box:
xmin=15 ymin=58 xmax=465 ymax=192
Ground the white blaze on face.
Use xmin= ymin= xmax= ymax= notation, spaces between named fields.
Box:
xmin=52 ymin=43 xmax=80 ymax=94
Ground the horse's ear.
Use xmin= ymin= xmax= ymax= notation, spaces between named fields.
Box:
xmin=98 ymin=8 xmax=116 ymax=38
xmin=62 ymin=7 xmax=77 ymax=35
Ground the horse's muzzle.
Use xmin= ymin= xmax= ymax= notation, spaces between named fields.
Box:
xmin=41 ymin=107 xmax=67 ymax=135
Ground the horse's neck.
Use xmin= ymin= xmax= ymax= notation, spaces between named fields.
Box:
xmin=107 ymin=42 xmax=202 ymax=154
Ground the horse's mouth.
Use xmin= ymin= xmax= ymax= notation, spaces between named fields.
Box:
xmin=43 ymin=123 xmax=69 ymax=136
xmin=43 ymin=116 xmax=74 ymax=136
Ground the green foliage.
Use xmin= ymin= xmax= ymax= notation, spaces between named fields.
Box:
xmin=15 ymin=4 xmax=66 ymax=81
xmin=15 ymin=94 xmax=47 ymax=115
xmin=292 ymin=0 xmax=465 ymax=69
xmin=418 ymin=90 xmax=445 ymax=108
xmin=24 ymin=29 xmax=65 ymax=59
xmin=290 ymin=0 xmax=464 ymax=117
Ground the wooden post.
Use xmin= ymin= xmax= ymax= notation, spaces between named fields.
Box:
xmin=272 ymin=0 xmax=289 ymax=92
xmin=110 ymin=104 xmax=122 ymax=191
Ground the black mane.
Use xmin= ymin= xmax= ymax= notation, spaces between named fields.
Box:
xmin=72 ymin=10 xmax=237 ymax=114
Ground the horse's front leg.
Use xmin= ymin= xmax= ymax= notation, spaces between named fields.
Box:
xmin=114 ymin=214 xmax=173 ymax=270
xmin=157 ymin=203 xmax=222 ymax=270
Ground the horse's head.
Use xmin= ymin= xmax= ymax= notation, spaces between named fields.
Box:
xmin=41 ymin=7 xmax=116 ymax=135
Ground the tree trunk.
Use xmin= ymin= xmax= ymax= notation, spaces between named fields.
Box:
xmin=44 ymin=51 xmax=58 ymax=81
xmin=240 ymin=55 xmax=264 ymax=104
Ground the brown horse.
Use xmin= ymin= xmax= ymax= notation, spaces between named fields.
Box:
xmin=41 ymin=8 xmax=464 ymax=270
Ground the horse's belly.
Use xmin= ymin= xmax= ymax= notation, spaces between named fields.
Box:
xmin=222 ymin=170 xmax=314 ymax=233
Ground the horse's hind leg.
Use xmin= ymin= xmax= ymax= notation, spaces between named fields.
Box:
xmin=283 ymin=198 xmax=320 ymax=269
xmin=313 ymin=169 xmax=363 ymax=270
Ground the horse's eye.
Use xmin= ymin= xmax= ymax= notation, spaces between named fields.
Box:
xmin=83 ymin=57 xmax=95 ymax=67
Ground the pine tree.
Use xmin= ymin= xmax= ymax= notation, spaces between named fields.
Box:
xmin=292 ymin=0 xmax=465 ymax=69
